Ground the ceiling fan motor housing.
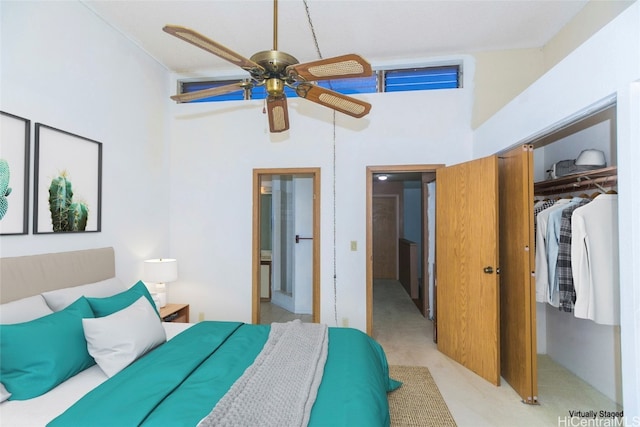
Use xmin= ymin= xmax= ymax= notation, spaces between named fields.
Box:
xmin=250 ymin=50 xmax=299 ymax=74
xmin=250 ymin=50 xmax=300 ymax=96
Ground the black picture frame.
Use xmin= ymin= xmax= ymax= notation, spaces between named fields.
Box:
xmin=34 ymin=123 xmax=102 ymax=233
xmin=0 ymin=111 xmax=30 ymax=235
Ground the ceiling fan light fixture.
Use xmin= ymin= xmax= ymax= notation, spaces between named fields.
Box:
xmin=266 ymin=78 xmax=285 ymax=96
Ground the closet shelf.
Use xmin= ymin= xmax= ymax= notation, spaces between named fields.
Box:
xmin=534 ymin=166 xmax=617 ymax=196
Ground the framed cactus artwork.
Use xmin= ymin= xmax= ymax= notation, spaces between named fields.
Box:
xmin=0 ymin=111 xmax=30 ymax=235
xmin=33 ymin=124 xmax=102 ymax=234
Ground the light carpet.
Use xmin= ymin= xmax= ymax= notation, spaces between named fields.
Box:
xmin=388 ymin=365 xmax=457 ymax=427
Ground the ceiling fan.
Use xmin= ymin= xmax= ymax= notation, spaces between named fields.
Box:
xmin=163 ymin=0 xmax=373 ymax=133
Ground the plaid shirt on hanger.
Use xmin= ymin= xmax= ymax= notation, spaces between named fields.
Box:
xmin=556 ymin=198 xmax=591 ymax=312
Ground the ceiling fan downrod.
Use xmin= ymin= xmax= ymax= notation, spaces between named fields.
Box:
xmin=273 ymin=0 xmax=278 ymax=51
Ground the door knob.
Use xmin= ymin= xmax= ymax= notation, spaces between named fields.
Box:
xmin=483 ymin=266 xmax=494 ymax=274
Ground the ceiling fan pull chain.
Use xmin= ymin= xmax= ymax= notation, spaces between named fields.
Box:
xmin=303 ymin=0 xmax=336 ymax=94
xmin=303 ymin=0 xmax=338 ymax=325
xmin=303 ymin=0 xmax=324 ymax=60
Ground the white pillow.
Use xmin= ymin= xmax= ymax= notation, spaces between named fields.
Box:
xmin=0 ymin=295 xmax=54 ymax=324
xmin=42 ymin=277 xmax=127 ymax=311
xmin=82 ymin=296 xmax=166 ymax=377
xmin=0 ymin=383 xmax=11 ymax=402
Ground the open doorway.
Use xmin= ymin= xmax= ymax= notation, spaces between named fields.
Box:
xmin=366 ymin=165 xmax=442 ymax=335
xmin=252 ymin=168 xmax=320 ymax=324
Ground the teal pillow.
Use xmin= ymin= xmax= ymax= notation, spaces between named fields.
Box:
xmin=87 ymin=280 xmax=159 ymax=318
xmin=0 ymin=297 xmax=95 ymax=400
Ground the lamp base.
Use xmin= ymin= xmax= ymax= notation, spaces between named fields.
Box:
xmin=158 ymin=292 xmax=167 ymax=308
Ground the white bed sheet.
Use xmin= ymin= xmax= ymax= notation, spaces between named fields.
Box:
xmin=0 ymin=322 xmax=193 ymax=427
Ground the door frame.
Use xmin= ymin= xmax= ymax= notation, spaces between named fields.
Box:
xmin=252 ymin=168 xmax=321 ymax=324
xmin=366 ymin=164 xmax=443 ymax=334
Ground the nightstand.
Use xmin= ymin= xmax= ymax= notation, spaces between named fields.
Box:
xmin=159 ymin=303 xmax=190 ymax=323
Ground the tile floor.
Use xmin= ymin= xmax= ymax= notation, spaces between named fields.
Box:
xmin=259 ymin=280 xmax=622 ymax=426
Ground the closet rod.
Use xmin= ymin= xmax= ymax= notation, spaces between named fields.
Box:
xmin=534 ymin=175 xmax=617 ymax=196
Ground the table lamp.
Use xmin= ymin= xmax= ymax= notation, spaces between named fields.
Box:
xmin=143 ymin=258 xmax=177 ymax=308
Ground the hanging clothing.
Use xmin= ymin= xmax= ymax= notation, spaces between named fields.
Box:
xmin=546 ymin=197 xmax=584 ymax=307
xmin=571 ymin=194 xmax=620 ymax=325
xmin=556 ymin=198 xmax=591 ymax=312
xmin=534 ymin=198 xmax=572 ymax=305
xmin=533 ymin=199 xmax=555 ymax=251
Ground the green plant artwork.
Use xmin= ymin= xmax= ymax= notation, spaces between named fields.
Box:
xmin=48 ymin=172 xmax=89 ymax=231
xmin=0 ymin=159 xmax=11 ymax=220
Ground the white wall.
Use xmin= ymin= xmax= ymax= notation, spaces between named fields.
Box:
xmin=0 ymin=1 xmax=172 ymax=284
xmin=473 ymin=2 xmax=640 ymax=417
xmin=168 ymin=81 xmax=474 ymax=330
xmin=546 ymin=308 xmax=623 ymax=403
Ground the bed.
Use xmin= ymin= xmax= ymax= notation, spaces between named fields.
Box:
xmin=0 ymin=247 xmax=399 ymax=426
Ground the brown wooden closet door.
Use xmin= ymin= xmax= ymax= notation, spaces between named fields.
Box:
xmin=436 ymin=155 xmax=500 ymax=385
xmin=498 ymin=145 xmax=538 ymax=403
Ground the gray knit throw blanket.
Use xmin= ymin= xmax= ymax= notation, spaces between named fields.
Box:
xmin=198 ymin=320 xmax=329 ymax=427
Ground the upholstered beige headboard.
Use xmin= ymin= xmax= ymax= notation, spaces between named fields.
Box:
xmin=0 ymin=247 xmax=115 ymax=303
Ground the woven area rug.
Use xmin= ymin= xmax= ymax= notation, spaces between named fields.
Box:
xmin=388 ymin=365 xmax=457 ymax=427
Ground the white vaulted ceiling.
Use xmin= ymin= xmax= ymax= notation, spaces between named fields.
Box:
xmin=82 ymin=0 xmax=589 ymax=74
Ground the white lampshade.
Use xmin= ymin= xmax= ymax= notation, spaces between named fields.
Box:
xmin=143 ymin=258 xmax=178 ymax=284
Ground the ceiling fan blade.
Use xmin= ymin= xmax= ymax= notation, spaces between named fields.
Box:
xmin=163 ymin=25 xmax=265 ymax=74
xmin=288 ymin=54 xmax=372 ymax=81
xmin=266 ymin=95 xmax=290 ymax=133
xmin=296 ymin=84 xmax=371 ymax=118
xmin=170 ymin=82 xmax=247 ymax=103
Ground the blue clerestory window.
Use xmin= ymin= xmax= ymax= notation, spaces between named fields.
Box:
xmin=178 ymin=65 xmax=460 ymax=103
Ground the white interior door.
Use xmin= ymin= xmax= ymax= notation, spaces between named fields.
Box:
xmin=270 ymin=175 xmax=313 ymax=315
xmin=271 ymin=176 xmax=293 ymax=312
xmin=293 ymin=176 xmax=313 ymax=314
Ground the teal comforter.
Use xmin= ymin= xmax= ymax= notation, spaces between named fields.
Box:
xmin=48 ymin=321 xmax=400 ymax=427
